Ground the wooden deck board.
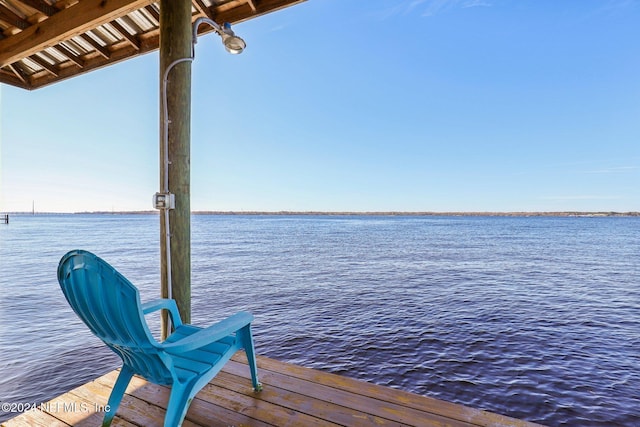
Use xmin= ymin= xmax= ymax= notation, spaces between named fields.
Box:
xmin=212 ymin=367 xmax=453 ymax=427
xmin=2 ymin=353 xmax=545 ymax=427
xmin=97 ymin=372 xmax=273 ymax=427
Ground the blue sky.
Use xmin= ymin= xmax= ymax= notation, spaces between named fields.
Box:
xmin=1 ymin=0 xmax=639 ymax=213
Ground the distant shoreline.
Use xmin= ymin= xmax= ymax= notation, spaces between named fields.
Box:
xmin=4 ymin=211 xmax=640 ymax=217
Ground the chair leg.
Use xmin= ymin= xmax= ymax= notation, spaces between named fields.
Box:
xmin=164 ymin=381 xmax=197 ymax=427
xmin=239 ymin=324 xmax=262 ymax=391
xmin=102 ymin=365 xmax=134 ymax=427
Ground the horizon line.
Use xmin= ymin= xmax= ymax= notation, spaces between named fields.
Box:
xmin=3 ymin=210 xmax=640 ymax=217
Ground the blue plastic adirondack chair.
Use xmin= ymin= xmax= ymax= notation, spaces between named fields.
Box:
xmin=57 ymin=250 xmax=261 ymax=427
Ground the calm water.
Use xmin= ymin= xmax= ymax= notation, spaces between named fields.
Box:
xmin=0 ymin=214 xmax=638 ymax=426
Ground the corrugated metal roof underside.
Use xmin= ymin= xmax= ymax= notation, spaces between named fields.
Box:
xmin=0 ymin=0 xmax=304 ymax=90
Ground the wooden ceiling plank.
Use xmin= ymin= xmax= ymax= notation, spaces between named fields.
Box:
xmin=18 ymin=0 xmax=58 ymax=16
xmin=0 ymin=0 xmax=154 ymax=67
xmin=246 ymin=0 xmax=257 ymax=13
xmin=109 ymin=19 xmax=140 ymax=50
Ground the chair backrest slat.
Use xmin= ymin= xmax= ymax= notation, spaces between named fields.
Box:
xmin=58 ymin=250 xmax=174 ymax=384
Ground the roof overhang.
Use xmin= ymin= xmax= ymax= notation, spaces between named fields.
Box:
xmin=0 ymin=0 xmax=305 ymax=90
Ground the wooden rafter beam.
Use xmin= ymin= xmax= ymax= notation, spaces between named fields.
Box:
xmin=144 ymin=4 xmax=159 ymax=22
xmin=0 ymin=67 xmax=24 ymax=89
xmin=0 ymin=0 xmax=305 ymax=89
xmin=28 ymin=54 xmax=58 ymax=76
xmin=192 ymin=0 xmax=210 ymax=17
xmin=214 ymin=0 xmax=304 ymax=25
xmin=5 ymin=36 xmax=154 ymax=89
xmin=0 ymin=0 xmax=154 ymax=67
xmin=18 ymin=0 xmax=59 ymax=17
xmin=80 ymin=32 xmax=111 ymax=59
xmin=7 ymin=62 xmax=28 ymax=83
xmin=53 ymin=43 xmax=85 ymax=67
xmin=193 ymin=0 xmax=305 ymax=39
xmin=110 ymin=19 xmax=140 ymax=50
xmin=0 ymin=5 xmax=30 ymax=29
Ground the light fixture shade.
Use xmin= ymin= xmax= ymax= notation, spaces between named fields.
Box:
xmin=222 ymin=33 xmax=246 ymax=54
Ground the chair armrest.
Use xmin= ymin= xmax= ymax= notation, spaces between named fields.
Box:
xmin=141 ymin=298 xmax=183 ymax=328
xmin=162 ymin=311 xmax=254 ymax=354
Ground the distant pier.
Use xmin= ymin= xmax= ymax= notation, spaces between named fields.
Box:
xmin=1 ymin=214 xmax=8 ymax=224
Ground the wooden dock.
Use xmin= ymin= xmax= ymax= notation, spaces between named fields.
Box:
xmin=2 ymin=353 xmax=544 ymax=427
xmin=1 ymin=214 xmax=7 ymax=224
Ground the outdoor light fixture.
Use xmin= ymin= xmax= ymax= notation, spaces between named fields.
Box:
xmin=192 ymin=17 xmax=246 ymax=54
xmin=156 ymin=17 xmax=246 ymax=311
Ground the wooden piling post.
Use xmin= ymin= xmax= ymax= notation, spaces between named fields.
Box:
xmin=159 ymin=0 xmax=192 ymax=338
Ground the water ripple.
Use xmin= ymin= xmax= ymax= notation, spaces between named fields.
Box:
xmin=1 ymin=214 xmax=639 ymax=426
